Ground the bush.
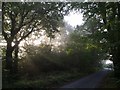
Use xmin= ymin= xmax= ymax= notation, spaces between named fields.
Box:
xmin=19 ymin=41 xmax=102 ymax=77
xmin=19 ymin=45 xmax=67 ymax=77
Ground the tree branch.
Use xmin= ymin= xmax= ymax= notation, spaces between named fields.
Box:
xmin=13 ymin=10 xmax=35 ymax=37
xmin=18 ymin=21 xmax=38 ymax=42
xmin=2 ymin=6 xmax=8 ymax=41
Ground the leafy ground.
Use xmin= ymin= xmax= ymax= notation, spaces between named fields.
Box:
xmin=99 ymin=71 xmax=120 ymax=88
xmin=3 ymin=69 xmax=93 ymax=88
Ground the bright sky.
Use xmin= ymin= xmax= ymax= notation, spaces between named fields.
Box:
xmin=64 ymin=11 xmax=84 ymax=27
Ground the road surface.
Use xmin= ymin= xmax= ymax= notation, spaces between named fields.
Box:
xmin=60 ymin=70 xmax=110 ymax=88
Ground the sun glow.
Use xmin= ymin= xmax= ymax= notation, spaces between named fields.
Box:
xmin=105 ymin=60 xmax=113 ymax=64
xmin=0 ymin=11 xmax=84 ymax=47
xmin=64 ymin=11 xmax=84 ymax=27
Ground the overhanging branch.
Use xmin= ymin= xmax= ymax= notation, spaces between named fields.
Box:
xmin=18 ymin=21 xmax=38 ymax=42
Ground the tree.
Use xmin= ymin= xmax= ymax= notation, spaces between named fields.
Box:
xmin=64 ymin=29 xmax=103 ymax=72
xmin=2 ymin=2 xmax=71 ymax=73
xmin=72 ymin=2 xmax=120 ymax=78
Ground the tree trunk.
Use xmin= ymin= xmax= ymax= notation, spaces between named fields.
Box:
xmin=13 ymin=44 xmax=19 ymax=73
xmin=6 ymin=41 xmax=13 ymax=73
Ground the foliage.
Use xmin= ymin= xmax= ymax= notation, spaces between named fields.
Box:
xmin=2 ymin=2 xmax=71 ymax=73
xmin=3 ymin=2 xmax=118 ymax=88
xmin=71 ymin=2 xmax=120 ymax=78
xmin=19 ymin=44 xmax=65 ymax=75
xmin=64 ymin=31 xmax=103 ymax=71
xmin=18 ymin=30 xmax=103 ymax=77
xmin=3 ymin=33 xmax=103 ymax=88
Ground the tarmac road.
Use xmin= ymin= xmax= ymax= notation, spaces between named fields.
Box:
xmin=60 ymin=70 xmax=111 ymax=89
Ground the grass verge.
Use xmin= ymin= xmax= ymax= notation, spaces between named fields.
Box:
xmin=3 ymin=69 xmax=92 ymax=88
xmin=99 ymin=71 xmax=120 ymax=88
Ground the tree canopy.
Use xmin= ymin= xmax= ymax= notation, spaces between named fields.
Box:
xmin=2 ymin=2 xmax=71 ymax=73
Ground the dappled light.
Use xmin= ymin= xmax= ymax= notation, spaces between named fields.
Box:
xmin=1 ymin=2 xmax=120 ymax=88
